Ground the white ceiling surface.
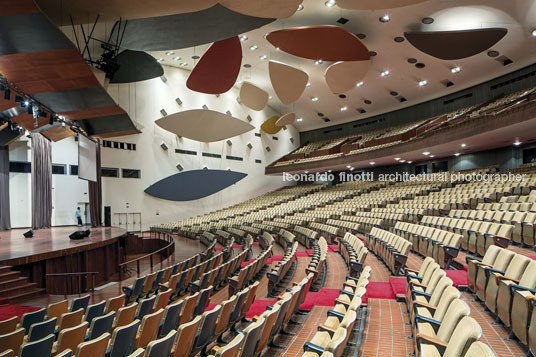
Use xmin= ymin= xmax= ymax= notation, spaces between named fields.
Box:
xmin=150 ymin=0 xmax=536 ymax=132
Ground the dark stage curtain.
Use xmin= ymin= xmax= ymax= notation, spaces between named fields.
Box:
xmin=89 ymin=139 xmax=102 ymax=227
xmin=0 ymin=146 xmax=10 ymax=230
xmin=31 ymin=133 xmax=52 ymax=229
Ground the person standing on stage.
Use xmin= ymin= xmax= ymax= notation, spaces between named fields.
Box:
xmin=76 ymin=207 xmax=82 ymax=226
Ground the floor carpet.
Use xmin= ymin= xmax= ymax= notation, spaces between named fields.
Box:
xmin=445 ymin=269 xmax=468 ymax=287
xmin=363 ymin=282 xmax=396 ymax=303
xmin=0 ymin=305 xmax=41 ymax=321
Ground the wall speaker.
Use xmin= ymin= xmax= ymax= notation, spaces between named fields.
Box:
xmin=23 ymin=230 xmax=33 ymax=238
xmin=246 ymin=115 xmax=252 ymax=122
xmin=202 ymin=105 xmax=209 ymax=110
xmin=265 ymin=146 xmax=271 ymax=152
xmin=176 ymin=163 xmax=184 ymax=171
xmin=236 ymin=97 xmax=241 ymax=104
xmin=247 ymin=143 xmax=253 ymax=149
xmin=160 ymin=75 xmax=167 ymax=83
xmin=290 ymin=138 xmax=295 ymax=143
xmin=226 ymin=110 xmax=232 ymax=116
xmin=160 ymin=109 xmax=168 ymax=117
xmin=160 ymin=142 xmax=168 ymax=151
xmin=226 ymin=140 xmax=232 ymax=146
xmin=175 ymin=97 xmax=183 ymax=105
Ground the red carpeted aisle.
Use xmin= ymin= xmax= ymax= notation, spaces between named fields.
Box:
xmin=0 ymin=305 xmax=41 ymax=321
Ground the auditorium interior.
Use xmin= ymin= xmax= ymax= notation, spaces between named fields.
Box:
xmin=2 ymin=0 xmax=536 ymax=356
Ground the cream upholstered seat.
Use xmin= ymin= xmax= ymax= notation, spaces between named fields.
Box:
xmin=418 ymin=316 xmax=482 ymax=357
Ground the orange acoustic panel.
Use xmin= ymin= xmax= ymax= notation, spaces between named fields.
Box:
xmin=219 ymin=0 xmax=302 ymax=19
xmin=41 ymin=126 xmax=76 ymax=142
xmin=275 ymin=112 xmax=296 ymax=127
xmin=269 ymin=61 xmax=308 ymax=105
xmin=266 ymin=26 xmax=370 ymax=62
xmin=11 ymin=113 xmax=50 ymax=132
xmin=60 ymin=105 xmax=126 ymax=121
xmin=186 ymin=36 xmax=242 ymax=94
xmin=240 ymin=82 xmax=269 ymax=111
xmin=261 ymin=115 xmax=282 ymax=135
xmin=335 ymin=0 xmax=428 ymax=10
xmin=325 ymin=60 xmax=370 ymax=94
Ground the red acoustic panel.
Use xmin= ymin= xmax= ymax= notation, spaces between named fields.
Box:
xmin=186 ymin=36 xmax=242 ymax=94
xmin=266 ymin=25 xmax=370 ymax=62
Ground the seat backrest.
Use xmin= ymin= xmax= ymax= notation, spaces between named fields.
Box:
xmin=20 ymin=308 xmax=46 ymax=334
xmin=493 ymin=249 xmax=516 ymax=272
xmin=504 ymin=254 xmax=531 ymax=279
xmin=105 ymin=294 xmax=125 ymax=314
xmin=436 ymin=300 xmax=471 ymax=342
xmin=136 ymin=295 xmax=156 ymax=321
xmin=418 ymin=257 xmax=435 ymax=277
xmin=326 ymin=327 xmax=348 ymax=357
xmin=108 ymin=319 xmax=141 ymax=357
xmin=154 ymin=289 xmax=172 ymax=312
xmin=422 ymin=263 xmax=440 ymax=285
xmin=142 ymin=273 xmax=156 ymax=293
xmin=194 ymin=286 xmax=213 ymax=317
xmin=87 ymin=311 xmax=115 ymax=341
xmin=145 ymin=330 xmax=177 ymax=357
xmin=432 ymin=287 xmax=461 ymax=322
xmin=256 ymin=304 xmax=281 ymax=355
xmin=481 ymin=245 xmax=502 ymax=265
xmin=84 ymin=301 xmax=106 ymax=325
xmin=0 ymin=327 xmax=24 ymax=354
xmin=19 ymin=333 xmax=55 ymax=357
xmin=130 ymin=277 xmax=146 ymax=297
xmin=443 ymin=317 xmax=482 ymax=357
xmin=463 ymin=341 xmax=495 ymax=357
xmin=59 ymin=309 xmax=84 ymax=331
xmin=75 ymin=331 xmax=110 ymax=357
xmin=0 ymin=350 xmax=14 ymax=357
xmin=137 ymin=308 xmax=165 ymax=349
xmin=47 ymin=300 xmax=69 ymax=321
xmin=159 ymin=299 xmax=184 ymax=338
xmin=56 ymin=321 xmax=89 ymax=354
xmin=172 ymin=314 xmax=202 ymax=357
xmin=239 ymin=316 xmax=265 ymax=357
xmin=215 ymin=333 xmax=244 ymax=357
xmin=428 ymin=276 xmax=453 ymax=306
xmin=179 ymin=292 xmax=199 ymax=325
xmin=115 ymin=303 xmax=138 ymax=328
xmin=0 ymin=316 xmax=18 ymax=336
xmin=214 ymin=295 xmax=237 ymax=336
xmin=193 ymin=304 xmax=222 ymax=350
xmin=27 ymin=317 xmax=57 ymax=342
xmin=71 ymin=295 xmax=90 ymax=312
xmin=425 ymin=269 xmax=447 ymax=294
xmin=519 ymin=260 xmax=536 ymax=288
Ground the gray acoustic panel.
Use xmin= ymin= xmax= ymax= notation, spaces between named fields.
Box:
xmin=110 ymin=50 xmax=165 ymax=83
xmin=31 ymin=86 xmax=117 ymax=113
xmin=77 ymin=113 xmax=138 ymax=136
xmin=0 ymin=13 xmax=73 ymax=55
xmin=0 ymin=125 xmax=22 ymax=146
xmin=144 ymin=169 xmax=247 ymax=201
xmin=115 ymin=4 xmax=275 ymax=51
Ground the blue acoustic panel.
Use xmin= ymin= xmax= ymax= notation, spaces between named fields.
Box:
xmin=110 ymin=50 xmax=164 ymax=83
xmin=144 ymin=169 xmax=247 ymax=201
xmin=114 ymin=4 xmax=275 ymax=51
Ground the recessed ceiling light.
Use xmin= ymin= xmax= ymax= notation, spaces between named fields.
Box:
xmin=156 ymin=58 xmax=164 ymax=62
xmin=369 ymin=162 xmax=375 ymax=165
xmin=418 ymin=80 xmax=428 ymax=87
xmin=179 ymin=62 xmax=188 ymax=67
xmin=357 ymin=81 xmax=364 ymax=87
xmin=408 ymin=161 xmax=413 ymax=164
xmin=306 ymin=82 xmax=311 ymax=87
xmin=297 ymin=118 xmax=303 ymax=122
xmin=350 ymin=167 xmax=355 ymax=171
xmin=346 ymin=165 xmax=351 ymax=168
xmin=422 ymin=152 xmax=430 ymax=156
xmin=166 ymin=51 xmax=175 ymax=55
xmin=304 ymin=171 xmax=309 ymax=174
xmin=275 ymin=47 xmax=280 ymax=51
xmin=340 ymin=106 xmax=348 ymax=112
xmin=380 ymin=70 xmax=390 ymax=77
xmin=328 ymin=170 xmax=332 ymax=173
xmin=259 ymin=55 xmax=267 ymax=60
xmin=532 ymin=29 xmax=536 ymax=38
xmin=172 ymin=56 xmax=181 ymax=61
xmin=394 ymin=158 xmax=400 ymax=161
xmin=191 ymin=55 xmax=200 ymax=60
xmin=249 ymin=45 xmax=258 ymax=51
xmin=315 ymin=59 xmax=323 ymax=65
xmin=429 ymin=155 xmax=436 ymax=158
xmin=422 ymin=17 xmax=434 ymax=24
xmin=379 ymin=15 xmax=390 ymax=23
xmin=461 ymin=143 xmax=466 ymax=147
xmin=514 ymin=141 xmax=522 ymax=146
xmin=325 ymin=0 xmax=336 ymax=7
xmin=451 ymin=66 xmax=461 ymax=74
xmin=311 ymin=97 xmax=319 ymax=102
xmin=297 ymin=4 xmax=304 ymax=10
xmin=268 ymin=96 xmax=272 ymax=99
xmin=454 ymin=153 xmax=461 ymax=156
xmin=240 ymin=35 xmax=248 ymax=41
xmin=400 ymin=160 xmax=406 ymax=163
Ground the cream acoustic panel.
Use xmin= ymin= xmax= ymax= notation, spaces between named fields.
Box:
xmin=335 ymin=0 xmax=428 ymax=10
xmin=269 ymin=61 xmax=308 ymax=105
xmin=275 ymin=112 xmax=296 ymax=127
xmin=219 ymin=0 xmax=302 ymax=19
xmin=240 ymin=82 xmax=269 ymax=111
xmin=36 ymin=0 xmax=219 ymax=25
xmin=155 ymin=109 xmax=254 ymax=142
xmin=325 ymin=60 xmax=370 ymax=94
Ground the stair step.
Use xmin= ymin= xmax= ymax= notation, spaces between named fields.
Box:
xmin=0 ymin=282 xmax=39 ymax=297
xmin=6 ymin=288 xmax=45 ymax=304
xmin=0 ymin=271 xmax=21 ymax=283
xmin=0 ymin=266 xmax=12 ymax=275
xmin=0 ymin=277 xmax=29 ymax=290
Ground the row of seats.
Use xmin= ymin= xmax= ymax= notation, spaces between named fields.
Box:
xmin=337 ymin=232 xmax=368 ymax=277
xmin=392 ymin=222 xmax=461 ymax=268
xmin=229 ymin=236 xmax=272 ymax=295
xmin=364 ymin=227 xmax=411 ymax=275
xmin=267 ymin=241 xmax=298 ymax=296
xmin=306 ymin=237 xmax=328 ymax=286
xmin=405 ymin=258 xmax=495 ymax=356
xmin=308 ymin=223 xmax=338 ymax=244
xmin=293 ymin=226 xmax=318 ymax=249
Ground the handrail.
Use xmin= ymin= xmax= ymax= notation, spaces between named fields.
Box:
xmin=117 ymin=231 xmax=176 ymax=281
xmin=45 ymin=272 xmax=99 ymax=293
xmin=46 ymin=272 xmax=99 ymax=276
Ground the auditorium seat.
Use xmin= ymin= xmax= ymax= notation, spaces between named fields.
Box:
xmin=143 ymin=330 xmax=176 ymax=357
xmin=141 ymin=273 xmax=156 ymax=299
xmin=135 ymin=296 xmax=156 ymax=321
xmin=207 ymin=333 xmax=244 ymax=357
xmin=0 ymin=350 xmax=13 ymax=357
xmin=170 ymin=315 xmax=201 ymax=357
xmin=0 ymin=316 xmax=17 ymax=336
xmin=193 ymin=286 xmax=213 ymax=317
xmin=113 ymin=304 xmax=138 ymax=329
xmin=107 ymin=320 xmax=140 ymax=357
xmin=19 ymin=334 xmax=55 ymax=357
xmin=464 ymin=342 xmax=496 ymax=357
xmin=153 ymin=289 xmax=172 ymax=312
xmin=83 ymin=301 xmax=105 ymax=325
xmin=158 ymin=299 xmax=183 ymax=338
xmin=0 ymin=328 xmax=24 ymax=355
xmin=52 ymin=321 xmax=88 ymax=355
xmin=18 ymin=308 xmax=46 ymax=335
xmin=191 ymin=304 xmax=222 ymax=355
xmin=128 ymin=348 xmax=144 ymax=357
xmin=55 ymin=309 xmax=84 ymax=334
xmin=466 ymin=245 xmax=502 ymax=293
xmin=86 ymin=312 xmax=115 ymax=341
xmin=213 ymin=295 xmax=236 ymax=342
xmin=237 ymin=316 xmax=265 ymax=357
xmin=135 ymin=309 xmax=164 ymax=349
xmin=302 ymin=326 xmax=348 ymax=357
xmin=23 ymin=317 xmax=56 ymax=344
xmin=178 ymin=292 xmax=199 ymax=325
xmin=474 ymin=249 xmax=516 ymax=301
xmin=47 ymin=301 xmax=69 ymax=324
xmin=412 ymin=286 xmax=460 ymax=334
xmin=409 ymin=276 xmax=452 ymax=322
xmin=70 ymin=295 xmax=90 ymax=313
xmin=122 ymin=278 xmax=146 ymax=305
xmin=105 ymin=295 xmax=126 ymax=314
xmin=74 ymin=332 xmax=110 ymax=357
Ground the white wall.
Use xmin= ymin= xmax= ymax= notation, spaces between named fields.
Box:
xmin=102 ymin=65 xmax=299 ymax=230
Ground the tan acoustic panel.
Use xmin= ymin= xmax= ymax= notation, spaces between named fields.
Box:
xmin=336 ymin=0 xmax=428 ymax=10
xmin=41 ymin=125 xmax=76 ymax=142
xmin=219 ymin=0 xmax=302 ymax=19
xmin=240 ymin=82 xmax=269 ymax=111
xmin=275 ymin=112 xmax=296 ymax=127
xmin=325 ymin=60 xmax=370 ymax=94
xmin=35 ymin=0 xmax=219 ymax=25
xmin=261 ymin=115 xmax=282 ymax=135
xmin=269 ymin=61 xmax=308 ymax=105
xmin=155 ymin=109 xmax=254 ymax=142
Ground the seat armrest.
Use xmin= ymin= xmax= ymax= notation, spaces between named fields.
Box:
xmin=303 ymin=342 xmax=325 ymax=354
xmin=510 ymin=284 xmax=536 ymax=295
xmin=326 ymin=310 xmax=345 ymax=321
xmin=318 ymin=324 xmax=337 ymax=336
xmin=406 ymin=274 xmax=423 ymax=281
xmin=484 ymin=267 xmax=505 ymax=278
xmin=415 ymin=334 xmax=448 ymax=349
xmin=335 ymin=298 xmax=350 ymax=307
xmin=415 ymin=315 xmax=441 ymax=327
xmin=339 ymin=289 xmax=354 ymax=297
xmin=412 ymin=290 xmax=432 ymax=298
xmin=465 ymin=256 xmax=482 ymax=264
xmin=346 ymin=276 xmax=359 ymax=282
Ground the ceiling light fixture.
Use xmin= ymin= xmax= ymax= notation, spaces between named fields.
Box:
xmin=249 ymin=45 xmax=258 ymax=51
xmin=380 ymin=70 xmax=390 ymax=77
xmin=532 ymin=29 xmax=536 ymax=38
xmin=306 ymin=82 xmax=311 ymax=87
xmin=311 ymin=97 xmax=319 ymax=102
xmin=429 ymin=155 xmax=436 ymax=158
xmin=346 ymin=165 xmax=351 ymax=168
xmin=418 ymin=80 xmax=428 ymax=87
xmin=325 ymin=0 xmax=336 ymax=8
xmin=422 ymin=152 xmax=430 ymax=156
xmin=407 ymin=161 xmax=413 ymax=164
xmin=454 ymin=153 xmax=461 ymax=156
xmin=165 ymin=51 xmax=175 ymax=55
xmin=514 ymin=141 xmax=522 ymax=146
xmin=315 ymin=59 xmax=323 ymax=65
xmin=297 ymin=4 xmax=304 ymax=10
xmin=400 ymin=160 xmax=406 ymax=163
xmin=268 ymin=96 xmax=272 ymax=99
xmin=451 ymin=66 xmax=461 ymax=74
xmin=172 ymin=56 xmax=181 ymax=61
xmin=369 ymin=162 xmax=375 ymax=165
xmin=240 ymin=35 xmax=248 ymax=41
xmin=297 ymin=118 xmax=303 ymax=122
xmin=179 ymin=62 xmax=188 ymax=67
xmin=356 ymin=81 xmax=364 ymax=87
xmin=340 ymin=106 xmax=348 ymax=112
xmin=379 ymin=15 xmax=390 ymax=23
xmin=394 ymin=158 xmax=400 ymax=161
xmin=461 ymin=143 xmax=466 ymax=147
xmin=259 ymin=55 xmax=267 ymax=60
xmin=156 ymin=58 xmax=164 ymax=62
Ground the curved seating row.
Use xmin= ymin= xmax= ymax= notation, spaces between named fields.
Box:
xmin=337 ymin=232 xmax=368 ymax=277
xmin=267 ymin=241 xmax=299 ymax=296
xmin=364 ymin=227 xmax=412 ymax=275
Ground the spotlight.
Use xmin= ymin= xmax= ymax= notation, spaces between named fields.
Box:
xmin=340 ymin=106 xmax=348 ymax=112
xmin=380 ymin=70 xmax=390 ymax=77
xmin=356 ymin=81 xmax=364 ymax=87
xmin=394 ymin=158 xmax=400 ymax=161
xmin=249 ymin=45 xmax=258 ymax=51
xmin=325 ymin=0 xmax=336 ymax=7
xmin=311 ymin=97 xmax=319 ymax=102
xmin=24 ymin=100 xmax=29 ymax=106
xmin=315 ymin=59 xmax=323 ymax=65
xmin=240 ymin=35 xmax=248 ymax=41
xmin=532 ymin=29 xmax=536 ymax=38
xmin=306 ymin=82 xmax=311 ymax=87
xmin=379 ymin=15 xmax=390 ymax=23
xmin=451 ymin=66 xmax=461 ymax=74
xmin=514 ymin=141 xmax=522 ymax=146
xmin=461 ymin=143 xmax=466 ymax=147
xmin=422 ymin=152 xmax=430 ymax=156
xmin=156 ymin=58 xmax=164 ymax=62
xmin=297 ymin=118 xmax=303 ymax=122
xmin=166 ymin=51 xmax=174 ymax=55
xmin=172 ymin=56 xmax=181 ymax=61
xmin=454 ymin=153 xmax=460 ymax=157
xmin=418 ymin=80 xmax=428 ymax=87
xmin=297 ymin=4 xmax=304 ymax=10
xmin=259 ymin=55 xmax=267 ymax=60
xmin=369 ymin=162 xmax=375 ymax=165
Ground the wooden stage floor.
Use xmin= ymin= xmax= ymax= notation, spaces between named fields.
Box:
xmin=0 ymin=226 xmax=127 ymax=266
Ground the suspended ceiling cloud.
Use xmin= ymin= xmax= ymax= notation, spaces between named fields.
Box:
xmin=269 ymin=61 xmax=308 ymax=105
xmin=266 ymin=25 xmax=370 ymax=61
xmin=260 ymin=115 xmax=282 ymax=135
xmin=41 ymin=125 xmax=77 ymax=142
xmin=335 ymin=0 xmax=429 ymax=10
xmin=145 ymin=169 xmax=248 ymax=201
xmin=155 ymin=109 xmax=254 ymax=142
xmin=325 ymin=61 xmax=370 ymax=94
xmin=110 ymin=50 xmax=164 ymax=83
xmin=219 ymin=0 xmax=303 ymax=19
xmin=113 ymin=5 xmax=275 ymax=51
xmin=275 ymin=112 xmax=297 ymax=127
xmin=240 ymin=82 xmax=269 ymax=111
xmin=404 ymin=28 xmax=508 ymax=60
xmin=186 ymin=37 xmax=242 ymax=94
